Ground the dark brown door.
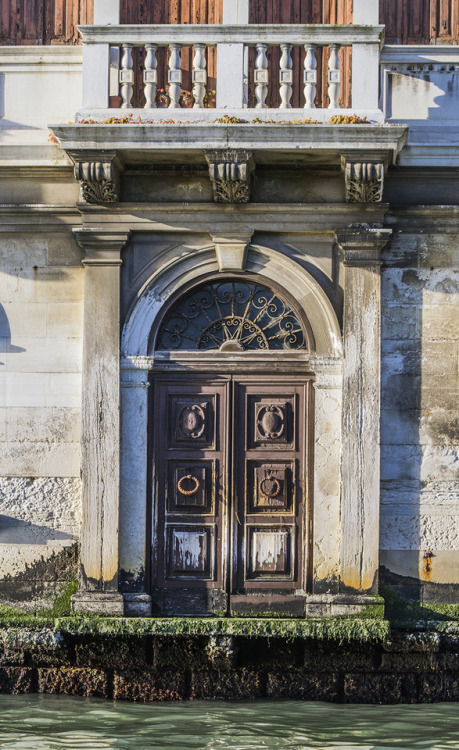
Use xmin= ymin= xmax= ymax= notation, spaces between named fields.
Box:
xmin=151 ymin=374 xmax=311 ymax=615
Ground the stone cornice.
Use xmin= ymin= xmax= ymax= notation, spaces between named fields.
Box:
xmin=76 ymin=202 xmax=389 ymax=234
xmin=50 ymin=124 xmax=408 ymax=165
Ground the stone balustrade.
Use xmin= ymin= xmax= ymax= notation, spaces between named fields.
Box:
xmin=78 ymin=24 xmax=384 ymax=117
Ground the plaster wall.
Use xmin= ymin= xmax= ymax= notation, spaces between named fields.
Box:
xmin=380 ymin=216 xmax=459 ymax=599
xmin=0 ymin=48 xmax=82 ymax=148
xmin=0 ymin=231 xmax=84 ymax=608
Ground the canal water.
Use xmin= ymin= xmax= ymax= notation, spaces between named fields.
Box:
xmin=0 ymin=695 xmax=457 ymax=749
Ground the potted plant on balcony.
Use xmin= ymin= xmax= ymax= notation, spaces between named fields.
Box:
xmin=156 ymin=88 xmax=170 ymax=108
xmin=179 ymin=90 xmax=195 ymax=108
xmin=204 ymin=89 xmax=216 ymax=108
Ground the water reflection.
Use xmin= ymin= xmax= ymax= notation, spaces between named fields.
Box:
xmin=0 ymin=696 xmax=457 ymax=749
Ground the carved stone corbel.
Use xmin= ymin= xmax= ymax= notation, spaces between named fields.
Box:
xmin=70 ymin=151 xmax=123 ymax=204
xmin=342 ymin=153 xmax=388 ymax=203
xmin=205 ymin=150 xmax=254 ymax=203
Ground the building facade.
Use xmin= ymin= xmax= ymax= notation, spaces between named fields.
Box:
xmin=0 ymin=0 xmax=458 ymax=616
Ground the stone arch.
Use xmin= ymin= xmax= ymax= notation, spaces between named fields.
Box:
xmin=121 ymin=243 xmax=342 ymax=358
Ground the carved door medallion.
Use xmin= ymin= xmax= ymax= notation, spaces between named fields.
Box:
xmin=152 ymin=375 xmax=311 ymax=615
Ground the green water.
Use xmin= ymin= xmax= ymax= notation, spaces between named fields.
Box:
xmin=0 ymin=696 xmax=457 ymax=749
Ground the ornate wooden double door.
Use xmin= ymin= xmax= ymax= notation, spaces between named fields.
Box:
xmin=152 ymin=374 xmax=311 ymax=615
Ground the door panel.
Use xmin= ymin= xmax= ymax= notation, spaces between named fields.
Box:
xmin=152 ymin=378 xmax=228 ymax=615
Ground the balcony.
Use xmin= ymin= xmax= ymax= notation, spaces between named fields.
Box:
xmin=76 ymin=23 xmax=385 ymax=120
xmin=47 ymin=22 xmax=411 ymax=205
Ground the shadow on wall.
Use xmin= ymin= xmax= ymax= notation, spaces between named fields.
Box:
xmin=0 ymin=304 xmax=25 ymax=364
xmin=380 ymin=236 xmax=459 ymax=605
xmin=0 ymin=516 xmax=76 ymax=546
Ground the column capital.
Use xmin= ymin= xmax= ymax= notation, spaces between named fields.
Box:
xmin=73 ymin=228 xmax=131 ymax=266
xmin=335 ymin=226 xmax=392 ymax=266
xmin=310 ymin=357 xmax=342 ymax=389
xmin=121 ymin=356 xmax=154 ymax=386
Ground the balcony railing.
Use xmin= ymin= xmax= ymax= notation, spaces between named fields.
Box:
xmin=78 ymin=24 xmax=384 ymax=120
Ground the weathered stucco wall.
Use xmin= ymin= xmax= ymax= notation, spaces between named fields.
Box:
xmin=0 ymin=231 xmax=83 ymax=609
xmin=0 ymin=184 xmax=457 ymax=611
xmin=380 ymin=209 xmax=459 ymax=601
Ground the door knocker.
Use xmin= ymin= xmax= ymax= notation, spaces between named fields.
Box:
xmin=177 ymin=474 xmax=201 ymax=496
xmin=258 ymin=473 xmax=281 ymax=499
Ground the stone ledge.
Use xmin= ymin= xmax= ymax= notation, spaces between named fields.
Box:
xmin=49 ymin=123 xmax=408 ymax=168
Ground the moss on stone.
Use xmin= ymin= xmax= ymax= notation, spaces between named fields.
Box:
xmin=382 ymin=588 xmax=459 ymax=632
xmin=0 ymin=579 xmax=78 ymax=628
xmin=55 ymin=616 xmax=390 ymax=643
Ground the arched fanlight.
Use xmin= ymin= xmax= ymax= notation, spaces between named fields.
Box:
xmin=156 ymin=279 xmax=307 ymax=352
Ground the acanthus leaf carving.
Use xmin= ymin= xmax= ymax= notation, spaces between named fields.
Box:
xmin=344 ymin=161 xmax=385 ymax=204
xmin=205 ymin=150 xmax=254 ymax=204
xmin=71 ymin=153 xmax=122 ymax=205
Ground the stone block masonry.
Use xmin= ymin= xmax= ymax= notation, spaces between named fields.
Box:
xmin=380 ymin=209 xmax=459 ymax=603
xmin=0 ymin=622 xmax=457 ymax=702
xmin=0 ymin=230 xmax=83 ymax=611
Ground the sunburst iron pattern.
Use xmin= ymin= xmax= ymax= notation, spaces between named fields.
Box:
xmin=156 ymin=280 xmax=307 ymax=351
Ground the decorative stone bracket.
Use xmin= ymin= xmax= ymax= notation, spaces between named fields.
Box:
xmin=205 ymin=150 xmax=254 ymax=203
xmin=342 ymin=153 xmax=389 ymax=204
xmin=69 ymin=151 xmax=123 ymax=205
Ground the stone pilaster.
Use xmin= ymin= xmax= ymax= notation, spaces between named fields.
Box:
xmin=71 ymin=228 xmax=131 ymax=614
xmin=120 ymin=357 xmax=153 ymax=616
xmin=336 ymin=227 xmax=392 ymax=594
xmin=309 ymin=357 xmax=343 ymax=595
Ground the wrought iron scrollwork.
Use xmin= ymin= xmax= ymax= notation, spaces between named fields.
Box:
xmin=157 ymin=280 xmax=307 ymax=352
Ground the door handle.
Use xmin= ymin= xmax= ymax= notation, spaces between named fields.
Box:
xmin=177 ymin=474 xmax=200 ymax=496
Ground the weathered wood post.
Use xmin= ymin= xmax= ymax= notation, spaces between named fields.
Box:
xmin=336 ymin=226 xmax=392 ymax=594
xmin=72 ymin=228 xmax=130 ymax=614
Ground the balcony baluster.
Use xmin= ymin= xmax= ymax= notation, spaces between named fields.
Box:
xmin=279 ymin=43 xmax=293 ymax=109
xmin=192 ymin=44 xmax=207 ymax=109
xmin=328 ymin=44 xmax=341 ymax=109
xmin=168 ymin=43 xmax=182 ymax=108
xmin=119 ymin=43 xmax=134 ymax=108
xmin=143 ymin=44 xmax=157 ymax=109
xmin=304 ymin=44 xmax=317 ymax=109
xmin=255 ymin=43 xmax=268 ymax=109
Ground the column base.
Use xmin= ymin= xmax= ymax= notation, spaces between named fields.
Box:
xmin=123 ymin=593 xmax=152 ymax=616
xmin=72 ymin=592 xmax=125 ymax=615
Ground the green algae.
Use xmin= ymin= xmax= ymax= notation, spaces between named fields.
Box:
xmin=54 ymin=616 xmax=390 ymax=643
xmin=382 ymin=588 xmax=459 ymax=633
xmin=0 ymin=579 xmax=78 ymax=628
